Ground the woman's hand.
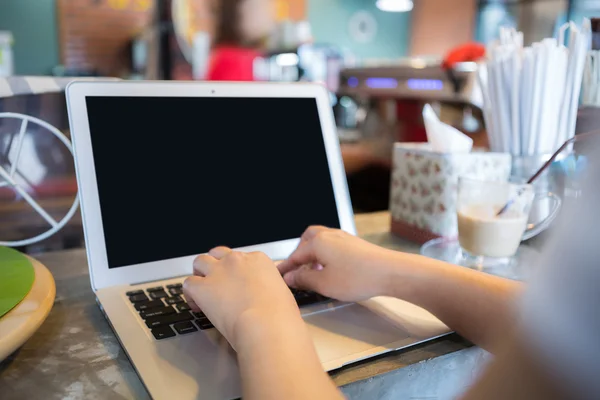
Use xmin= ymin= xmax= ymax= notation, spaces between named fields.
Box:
xmin=183 ymin=247 xmax=301 ymax=351
xmin=184 ymin=246 xmax=346 ymax=400
xmin=277 ymin=226 xmax=403 ymax=302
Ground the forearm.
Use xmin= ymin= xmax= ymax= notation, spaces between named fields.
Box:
xmin=236 ymin=312 xmax=344 ymax=400
xmin=383 ymin=252 xmax=523 ymax=352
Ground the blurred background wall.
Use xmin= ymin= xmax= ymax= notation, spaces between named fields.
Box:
xmin=308 ymin=0 xmax=411 ymax=59
xmin=0 ymin=0 xmax=59 ymax=75
xmin=56 ymin=0 xmax=153 ymax=77
xmin=0 ymin=0 xmax=598 ymax=76
xmin=3 ymin=1 xmax=600 ymax=77
xmin=1 ymin=0 xmax=415 ymax=76
xmin=410 ymin=0 xmax=477 ymax=56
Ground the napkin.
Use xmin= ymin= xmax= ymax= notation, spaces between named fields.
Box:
xmin=423 ymin=104 xmax=473 ymax=153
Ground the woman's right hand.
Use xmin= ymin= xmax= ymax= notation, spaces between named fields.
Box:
xmin=277 ymin=226 xmax=403 ymax=302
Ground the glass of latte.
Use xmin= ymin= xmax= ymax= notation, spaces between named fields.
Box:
xmin=457 ymin=178 xmax=561 ymax=265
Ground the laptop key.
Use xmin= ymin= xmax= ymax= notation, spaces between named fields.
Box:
xmin=166 ymin=283 xmax=183 ymax=289
xmin=176 ymin=303 xmax=191 ymax=312
xmin=147 ymin=286 xmax=164 ymax=293
xmin=135 ymin=300 xmax=164 ymax=311
xmin=295 ymin=292 xmax=322 ymax=307
xmin=194 ymin=318 xmax=214 ymax=330
xmin=145 ymin=311 xmax=193 ymax=328
xmin=129 ymin=294 xmax=149 ymax=303
xmin=165 ymin=296 xmax=184 ymax=305
xmin=295 ymin=297 xmax=314 ymax=306
xmin=151 ymin=325 xmax=176 ymax=340
xmin=140 ymin=306 xmax=176 ymax=319
xmin=169 ymin=288 xmax=184 ymax=296
xmin=173 ymin=321 xmax=198 ymax=335
xmin=126 ymin=290 xmax=144 ymax=297
xmin=192 ymin=311 xmax=205 ymax=319
xmin=316 ymin=294 xmax=330 ymax=302
xmin=149 ymin=291 xmax=169 ymax=300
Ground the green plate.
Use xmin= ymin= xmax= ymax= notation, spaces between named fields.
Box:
xmin=0 ymin=247 xmax=35 ymax=318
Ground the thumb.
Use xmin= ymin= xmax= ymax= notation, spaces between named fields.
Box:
xmin=284 ymin=264 xmax=323 ymax=292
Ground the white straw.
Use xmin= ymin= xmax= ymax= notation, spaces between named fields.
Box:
xmin=481 ymin=21 xmax=590 ymax=156
xmin=520 ymin=48 xmax=534 ymax=154
xmin=583 ymin=53 xmax=592 ymax=104
xmin=548 ymin=48 xmax=568 ymax=152
xmin=557 ymin=40 xmax=576 ymax=148
xmin=496 ymin=54 xmax=512 ymax=152
xmin=528 ymin=43 xmax=545 ymax=155
xmin=566 ymin=32 xmax=589 ymax=141
xmin=477 ymin=65 xmax=499 ymax=151
xmin=510 ymin=50 xmax=521 ymax=155
xmin=596 ymin=52 xmax=600 ymax=105
xmin=487 ymin=61 xmax=504 ymax=151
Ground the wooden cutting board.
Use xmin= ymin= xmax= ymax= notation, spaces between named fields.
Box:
xmin=0 ymin=255 xmax=55 ymax=361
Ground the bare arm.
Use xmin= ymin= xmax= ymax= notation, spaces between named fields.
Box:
xmin=184 ymin=236 xmax=521 ymax=400
xmin=184 ymin=248 xmax=344 ymax=400
xmin=385 ymin=252 xmax=523 ymax=352
xmin=236 ymin=312 xmax=344 ymax=400
xmin=278 ymin=228 xmax=522 ymax=353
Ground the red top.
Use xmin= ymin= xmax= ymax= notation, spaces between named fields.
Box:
xmin=206 ymin=46 xmax=262 ymax=81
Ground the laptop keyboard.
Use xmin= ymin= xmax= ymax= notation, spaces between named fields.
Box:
xmin=128 ymin=283 xmax=329 ymax=340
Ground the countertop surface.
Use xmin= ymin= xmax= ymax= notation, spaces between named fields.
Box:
xmin=0 ymin=212 xmax=487 ymax=400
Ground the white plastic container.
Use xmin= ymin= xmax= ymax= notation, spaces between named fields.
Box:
xmin=0 ymin=32 xmax=14 ymax=77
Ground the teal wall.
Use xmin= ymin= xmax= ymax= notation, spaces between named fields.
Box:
xmin=0 ymin=0 xmax=59 ymax=75
xmin=0 ymin=0 xmax=411 ymax=75
xmin=308 ymin=0 xmax=412 ymax=60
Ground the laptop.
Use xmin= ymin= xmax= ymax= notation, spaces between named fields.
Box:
xmin=66 ymin=81 xmax=446 ymax=399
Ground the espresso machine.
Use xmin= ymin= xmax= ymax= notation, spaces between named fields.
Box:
xmin=334 ymin=59 xmax=485 ymax=144
xmin=334 ymin=59 xmax=485 ymax=212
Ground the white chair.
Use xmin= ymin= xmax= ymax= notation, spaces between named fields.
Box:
xmin=0 ymin=112 xmax=79 ymax=247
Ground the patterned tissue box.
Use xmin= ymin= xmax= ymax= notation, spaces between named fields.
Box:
xmin=390 ymin=143 xmax=512 ymax=244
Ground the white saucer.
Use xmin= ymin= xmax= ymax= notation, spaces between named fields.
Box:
xmin=420 ymin=238 xmax=540 ymax=281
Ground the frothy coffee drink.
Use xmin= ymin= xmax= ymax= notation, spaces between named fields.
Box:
xmin=457 ymin=204 xmax=528 ymax=258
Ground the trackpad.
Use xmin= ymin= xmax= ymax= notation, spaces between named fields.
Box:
xmin=304 ymin=304 xmax=409 ymax=365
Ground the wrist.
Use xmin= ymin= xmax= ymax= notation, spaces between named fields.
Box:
xmin=233 ymin=307 xmax=304 ymax=352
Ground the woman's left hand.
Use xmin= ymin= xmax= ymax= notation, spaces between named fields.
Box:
xmin=183 ymin=247 xmax=300 ymax=351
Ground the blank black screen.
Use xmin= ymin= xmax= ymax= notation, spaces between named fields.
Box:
xmin=85 ymin=96 xmax=341 ymax=268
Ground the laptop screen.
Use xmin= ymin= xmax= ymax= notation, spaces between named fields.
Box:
xmin=85 ymin=96 xmax=342 ymax=269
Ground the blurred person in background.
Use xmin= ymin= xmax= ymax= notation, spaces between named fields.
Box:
xmin=206 ymin=0 xmax=274 ymax=81
xmin=184 ymin=139 xmax=600 ymax=399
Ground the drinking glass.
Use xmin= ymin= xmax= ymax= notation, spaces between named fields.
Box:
xmin=456 ymin=178 xmax=561 ymax=266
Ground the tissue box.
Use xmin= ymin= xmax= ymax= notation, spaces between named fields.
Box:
xmin=390 ymin=143 xmax=511 ymax=243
